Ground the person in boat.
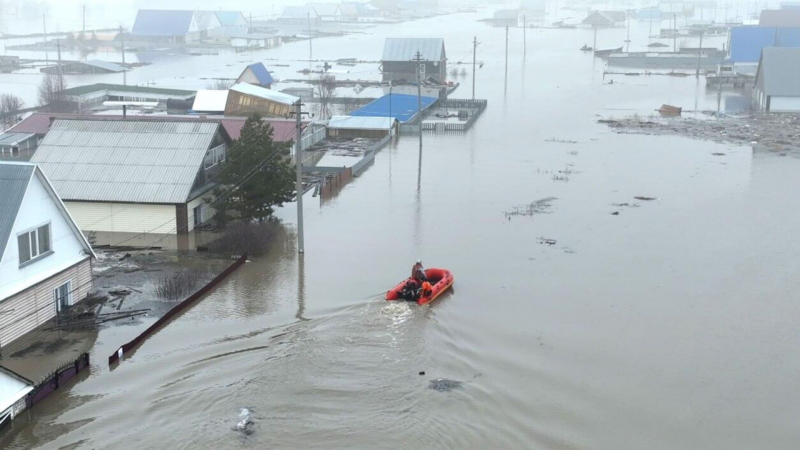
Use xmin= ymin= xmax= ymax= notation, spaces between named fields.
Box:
xmin=412 ymin=260 xmax=427 ymax=283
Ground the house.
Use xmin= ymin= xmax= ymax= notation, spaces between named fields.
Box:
xmin=0 ymin=56 xmax=20 ymax=74
xmin=759 ymin=9 xmax=800 ymax=27
xmin=280 ymin=6 xmax=319 ymax=24
xmin=0 ymin=133 xmax=38 ymax=160
xmin=40 ymin=60 xmax=126 ymax=75
xmin=194 ymin=11 xmax=223 ymax=37
xmin=225 ymin=83 xmax=299 ymax=117
xmin=753 ymin=47 xmax=800 ymax=112
xmin=727 ymin=26 xmax=800 ymax=73
xmin=30 ymin=119 xmax=231 ymax=234
xmin=582 ymin=11 xmax=624 ymax=27
xmin=308 ymin=3 xmax=344 ymax=21
xmin=0 ymin=162 xmax=96 ymax=348
xmin=0 ymin=366 xmax=33 ymax=427
xmin=350 ymin=93 xmax=438 ymax=123
xmin=131 ymin=10 xmax=201 ymax=43
xmin=236 ymin=63 xmax=275 ymax=88
xmin=214 ymin=11 xmax=249 ymax=28
xmin=192 ymin=90 xmax=230 ymax=114
xmin=328 ymin=116 xmax=395 ymax=138
xmin=53 ymin=83 xmax=196 ymax=111
xmin=231 ymin=33 xmax=281 ymax=49
xmin=381 ymin=38 xmax=447 ymax=83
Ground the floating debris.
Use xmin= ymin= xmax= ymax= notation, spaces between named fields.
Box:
xmin=545 ymin=137 xmax=578 ymax=144
xmin=539 ymin=238 xmax=557 ymax=246
xmin=505 ymin=197 xmax=557 ymax=218
xmin=429 ymin=379 xmax=463 ymax=392
xmin=234 ymin=408 xmax=254 ymax=436
xmin=634 ymin=196 xmax=657 ymax=201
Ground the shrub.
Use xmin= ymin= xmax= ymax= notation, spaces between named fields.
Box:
xmin=207 ymin=222 xmax=277 ymax=257
xmin=156 ymin=270 xmax=202 ymax=300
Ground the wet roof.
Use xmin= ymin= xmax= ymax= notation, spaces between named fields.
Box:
xmin=246 ymin=63 xmax=274 ymax=86
xmin=230 ymin=83 xmax=299 ymax=106
xmin=382 ymin=38 xmax=446 ymax=62
xmin=0 ymin=163 xmax=34 ymax=262
xmin=728 ymin=26 xmax=800 ymax=62
xmin=350 ymin=94 xmax=437 ymax=123
xmin=31 ymin=119 xmax=220 ymax=204
xmin=82 ymin=60 xmax=127 ymax=73
xmin=132 ymin=10 xmax=196 ymax=37
xmin=0 ymin=132 xmax=36 ymax=147
xmin=192 ymin=90 xmax=229 ymax=112
xmin=756 ymin=47 xmax=800 ymax=96
xmin=57 ymin=83 xmax=195 ymax=97
xmin=760 ymin=9 xmax=800 ymax=27
xmin=328 ymin=116 xmax=394 ymax=130
xmin=215 ymin=11 xmax=247 ymax=27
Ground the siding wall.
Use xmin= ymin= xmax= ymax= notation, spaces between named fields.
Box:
xmin=65 ymin=201 xmax=177 ymax=234
xmin=187 ymin=193 xmax=216 ymax=231
xmin=770 ymin=96 xmax=800 ymax=112
xmin=0 ymin=258 xmax=91 ymax=348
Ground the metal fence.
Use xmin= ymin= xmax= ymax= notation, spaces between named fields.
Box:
xmin=26 ymin=352 xmax=90 ymax=408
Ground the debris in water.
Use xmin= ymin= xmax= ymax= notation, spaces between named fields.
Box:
xmin=234 ymin=408 xmax=254 ymax=436
xmin=429 ymin=379 xmax=463 ymax=392
xmin=419 ymin=371 xmax=425 ymax=376
xmin=539 ymin=238 xmax=557 ymax=246
xmin=545 ymin=137 xmax=578 ymax=144
xmin=504 ymin=197 xmax=557 ymax=218
xmin=634 ymin=196 xmax=657 ymax=201
xmin=711 ymin=152 xmax=726 ymax=156
xmin=611 ymin=211 xmax=620 ymax=215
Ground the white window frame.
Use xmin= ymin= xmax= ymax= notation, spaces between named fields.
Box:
xmin=54 ymin=281 xmax=73 ymax=312
xmin=17 ymin=222 xmax=52 ymax=267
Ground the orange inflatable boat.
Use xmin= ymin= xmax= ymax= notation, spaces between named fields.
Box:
xmin=385 ymin=268 xmax=454 ymax=305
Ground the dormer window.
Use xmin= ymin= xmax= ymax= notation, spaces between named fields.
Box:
xmin=18 ymin=223 xmax=52 ymax=266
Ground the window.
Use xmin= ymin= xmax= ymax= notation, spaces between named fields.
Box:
xmin=17 ymin=223 xmax=51 ymax=266
xmin=55 ymin=281 xmax=72 ymax=312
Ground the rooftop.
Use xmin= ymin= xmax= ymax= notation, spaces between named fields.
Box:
xmin=31 ymin=119 xmax=223 ymax=204
xmin=756 ymin=47 xmax=800 ymax=95
xmin=0 ymin=132 xmax=36 ymax=146
xmin=0 ymin=163 xmax=34 ymax=263
xmin=192 ymin=90 xmax=229 ymax=112
xmin=132 ymin=10 xmax=196 ymax=37
xmin=350 ymin=94 xmax=438 ymax=123
xmin=58 ymin=83 xmax=196 ymax=98
xmin=760 ymin=9 xmax=800 ymax=27
xmin=382 ymin=38 xmax=446 ymax=62
xmin=230 ymin=82 xmax=299 ymax=106
xmin=245 ymin=62 xmax=275 ymax=86
xmin=728 ymin=26 xmax=800 ymax=63
xmin=329 ymin=115 xmax=394 ymax=130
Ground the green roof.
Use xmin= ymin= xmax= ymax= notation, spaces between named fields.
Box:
xmin=58 ymin=83 xmax=195 ymax=97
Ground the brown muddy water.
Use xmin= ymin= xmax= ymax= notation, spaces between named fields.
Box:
xmin=3 ymin=11 xmax=800 ymax=450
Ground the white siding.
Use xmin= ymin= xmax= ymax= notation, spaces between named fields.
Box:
xmin=237 ymin=67 xmax=260 ymax=85
xmin=769 ymin=96 xmax=800 ymax=112
xmin=65 ymin=201 xmax=177 ymax=234
xmin=0 ymin=172 xmax=89 ymax=298
xmin=187 ymin=193 xmax=215 ymax=231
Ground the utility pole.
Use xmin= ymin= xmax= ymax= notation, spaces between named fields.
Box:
xmin=56 ymin=39 xmax=64 ymax=91
xmin=249 ymin=12 xmax=253 ymax=30
xmin=673 ymin=13 xmax=677 ymax=53
xmin=413 ymin=50 xmax=424 ymax=154
xmin=593 ymin=25 xmax=598 ymax=51
xmin=294 ymin=101 xmax=305 ymax=254
xmin=523 ymin=15 xmax=527 ymax=60
xmin=504 ymin=25 xmax=509 ymax=93
xmin=695 ymin=31 xmax=704 ymax=78
xmin=119 ymin=26 xmax=126 ymax=65
xmin=83 ymin=4 xmax=86 ymax=33
xmin=43 ymin=13 xmax=49 ymax=66
xmin=472 ymin=36 xmax=478 ymax=100
xmin=307 ymin=12 xmax=313 ymax=62
xmin=625 ymin=15 xmax=631 ymax=52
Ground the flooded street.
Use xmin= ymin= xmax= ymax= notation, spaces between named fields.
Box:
xmin=3 ymin=9 xmax=800 ymax=450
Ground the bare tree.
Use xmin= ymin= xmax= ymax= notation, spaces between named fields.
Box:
xmin=314 ymin=74 xmax=337 ymax=120
xmin=37 ymin=74 xmax=67 ymax=109
xmin=207 ymin=79 xmax=234 ymax=90
xmin=0 ymin=94 xmax=24 ymax=129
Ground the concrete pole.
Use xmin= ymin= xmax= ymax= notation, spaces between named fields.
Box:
xmin=593 ymin=26 xmax=597 ymax=50
xmin=504 ymin=25 xmax=509 ymax=92
xmin=416 ymin=50 xmax=422 ymax=154
xmin=673 ymin=14 xmax=677 ymax=53
xmin=523 ymin=15 xmax=527 ymax=60
xmin=56 ymin=39 xmax=63 ymax=91
xmin=472 ymin=36 xmax=477 ymax=100
xmin=294 ymin=101 xmax=305 ymax=254
xmin=696 ymin=32 xmax=704 ymax=78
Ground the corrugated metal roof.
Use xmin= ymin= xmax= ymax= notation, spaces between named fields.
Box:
xmin=132 ymin=10 xmax=195 ymax=36
xmin=31 ymin=120 xmax=220 ymax=204
xmin=350 ymin=94 xmax=437 ymax=123
xmin=57 ymin=83 xmax=195 ymax=97
xmin=83 ymin=60 xmax=127 ymax=73
xmin=328 ymin=115 xmax=393 ymax=130
xmin=0 ymin=132 xmax=36 ymax=146
xmin=230 ymin=83 xmax=299 ymax=105
xmin=192 ymin=90 xmax=229 ymax=112
xmin=0 ymin=163 xmax=34 ymax=262
xmin=382 ymin=38 xmax=445 ymax=62
xmin=756 ymin=47 xmax=800 ymax=95
xmin=247 ymin=63 xmax=274 ymax=86
xmin=728 ymin=26 xmax=800 ymax=62
xmin=215 ymin=11 xmax=247 ymax=27
xmin=760 ymin=9 xmax=800 ymax=27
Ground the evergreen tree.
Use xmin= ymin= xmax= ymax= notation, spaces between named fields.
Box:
xmin=212 ymin=114 xmax=295 ymax=225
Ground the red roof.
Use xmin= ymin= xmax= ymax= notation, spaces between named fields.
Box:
xmin=8 ymin=113 xmax=304 ymax=142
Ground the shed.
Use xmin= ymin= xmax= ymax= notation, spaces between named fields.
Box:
xmin=381 ymin=38 xmax=447 ymax=83
xmin=583 ymin=11 xmax=620 ymax=27
xmin=192 ymin=90 xmax=229 ymax=113
xmin=350 ymin=93 xmax=437 ymax=123
xmin=31 ymin=119 xmax=231 ymax=234
xmin=759 ymin=9 xmax=800 ymax=27
xmin=0 ymin=366 xmax=33 ymax=424
xmin=328 ymin=115 xmax=395 ymax=138
xmin=131 ymin=10 xmax=201 ymax=43
xmin=753 ymin=47 xmax=800 ymax=112
xmin=226 ymin=83 xmax=298 ymax=117
xmin=236 ymin=63 xmax=275 ymax=88
xmin=0 ymin=133 xmax=38 ymax=159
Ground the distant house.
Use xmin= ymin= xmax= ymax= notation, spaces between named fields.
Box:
xmin=0 ymin=162 xmax=96 ymax=349
xmin=214 ymin=11 xmax=249 ymax=27
xmin=0 ymin=133 xmax=38 ymax=160
xmin=225 ymin=83 xmax=298 ymax=117
xmin=582 ymin=11 xmax=624 ymax=27
xmin=759 ymin=9 xmax=800 ymax=27
xmin=40 ymin=60 xmax=126 ymax=75
xmin=328 ymin=116 xmax=395 ymax=138
xmin=521 ymin=0 xmax=546 ymax=12
xmin=0 ymin=366 xmax=33 ymax=426
xmin=31 ymin=119 xmax=232 ymax=234
xmin=194 ymin=11 xmax=223 ymax=37
xmin=230 ymin=33 xmax=281 ymax=49
xmin=727 ymin=26 xmax=800 ymax=73
xmin=308 ymin=3 xmax=344 ymax=21
xmin=236 ymin=62 xmax=275 ymax=88
xmin=753 ymin=47 xmax=800 ymax=112
xmin=381 ymin=38 xmax=447 ymax=83
xmin=0 ymin=56 xmax=19 ymax=74
xmin=280 ymin=6 xmax=319 ymax=24
xmin=53 ymin=83 xmax=196 ymax=111
xmin=131 ymin=10 xmax=201 ymax=43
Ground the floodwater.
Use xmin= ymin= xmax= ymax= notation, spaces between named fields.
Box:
xmin=3 ymin=9 xmax=800 ymax=450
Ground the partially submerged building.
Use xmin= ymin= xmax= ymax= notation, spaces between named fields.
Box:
xmin=40 ymin=60 xmax=126 ymax=75
xmin=583 ymin=11 xmax=625 ymax=27
xmin=131 ymin=10 xmax=202 ymax=43
xmin=30 ymin=119 xmax=231 ymax=234
xmin=0 ymin=56 xmax=20 ymax=74
xmin=308 ymin=3 xmax=345 ymax=21
xmin=54 ymin=83 xmax=196 ymax=111
xmin=0 ymin=133 xmax=38 ymax=160
xmin=0 ymin=162 xmax=96 ymax=348
xmin=753 ymin=47 xmax=800 ymax=112
xmin=328 ymin=116 xmax=395 ymax=138
xmin=381 ymin=38 xmax=447 ymax=83
xmin=236 ymin=63 xmax=274 ymax=89
xmin=225 ymin=83 xmax=299 ymax=117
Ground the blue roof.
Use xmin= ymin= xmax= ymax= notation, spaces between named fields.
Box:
xmin=351 ymin=94 xmax=437 ymax=123
xmin=247 ymin=63 xmax=274 ymax=86
xmin=729 ymin=26 xmax=800 ymax=62
xmin=216 ymin=11 xmax=246 ymax=27
xmin=132 ymin=10 xmax=195 ymax=36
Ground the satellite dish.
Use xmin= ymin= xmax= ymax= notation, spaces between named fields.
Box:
xmin=433 ymin=61 xmax=439 ymax=66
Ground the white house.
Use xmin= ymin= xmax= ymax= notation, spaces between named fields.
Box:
xmin=0 ymin=162 xmax=95 ymax=349
xmin=753 ymin=47 xmax=800 ymax=113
